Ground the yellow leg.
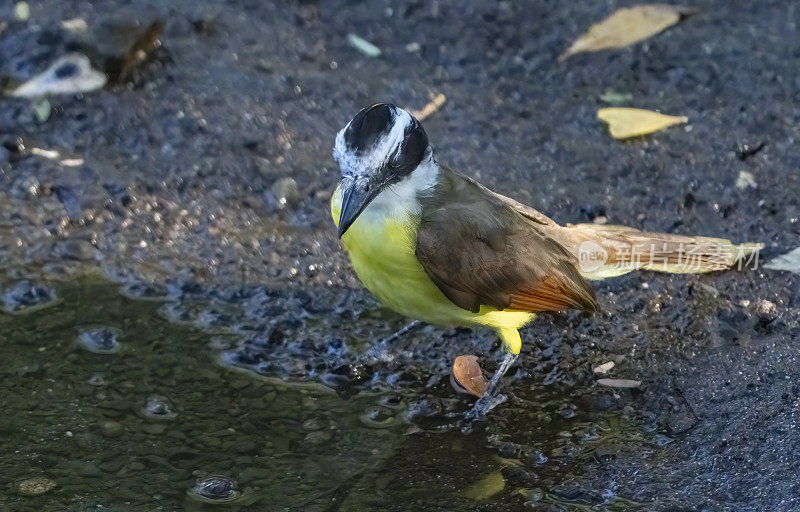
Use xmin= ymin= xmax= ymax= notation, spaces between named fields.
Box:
xmin=498 ymin=327 xmax=521 ymax=355
xmin=467 ymin=328 xmax=521 ymax=419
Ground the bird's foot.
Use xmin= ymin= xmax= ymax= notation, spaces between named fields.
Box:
xmin=465 ymin=392 xmax=508 ymax=421
xmin=362 ymin=320 xmax=422 ymax=364
xmin=462 ymin=351 xmax=518 ymax=422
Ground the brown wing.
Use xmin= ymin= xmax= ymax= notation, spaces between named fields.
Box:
xmin=415 ymin=167 xmax=598 ymax=314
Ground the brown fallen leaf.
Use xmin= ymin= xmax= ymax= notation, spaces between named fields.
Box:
xmin=593 ymin=361 xmax=615 ymax=374
xmin=597 ymin=378 xmax=642 ymax=388
xmin=451 ymin=355 xmax=487 ymax=397
xmin=411 ymin=93 xmax=446 ymax=121
xmin=597 ymin=107 xmax=687 ymax=139
xmin=559 ymin=4 xmax=694 ymax=62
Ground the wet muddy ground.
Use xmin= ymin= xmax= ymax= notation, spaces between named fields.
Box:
xmin=1 ymin=0 xmax=800 ymax=510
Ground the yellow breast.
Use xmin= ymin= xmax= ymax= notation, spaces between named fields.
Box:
xmin=330 ymin=185 xmax=534 ymax=334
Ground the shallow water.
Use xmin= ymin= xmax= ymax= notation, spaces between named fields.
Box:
xmin=0 ymin=277 xmax=422 ymax=510
xmin=1 ymin=276 xmax=650 ymax=511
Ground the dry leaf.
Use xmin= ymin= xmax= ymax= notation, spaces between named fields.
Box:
xmin=560 ymin=4 xmax=693 ymax=61
xmin=347 ymin=33 xmax=381 ymax=57
xmin=451 ymin=355 xmax=487 ymax=397
xmin=597 ymin=107 xmax=687 ymax=139
xmin=599 ymin=91 xmax=634 ymax=105
xmin=597 ymin=378 xmax=642 ymax=388
xmin=593 ymin=361 xmax=615 ymax=374
xmin=764 ymin=247 xmax=800 ymax=274
xmin=11 ymin=54 xmax=106 ymax=98
xmin=411 ymin=93 xmax=446 ymax=121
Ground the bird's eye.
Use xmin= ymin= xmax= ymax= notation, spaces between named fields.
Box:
xmin=389 ymin=119 xmax=429 ymax=176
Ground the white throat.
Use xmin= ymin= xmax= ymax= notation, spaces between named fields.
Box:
xmin=365 ymin=156 xmax=440 ymax=219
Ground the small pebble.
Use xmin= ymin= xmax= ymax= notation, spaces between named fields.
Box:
xmin=666 ymin=412 xmax=696 ymax=435
xmin=14 ymin=2 xmax=30 ymax=21
xmin=271 ymin=177 xmax=300 ymax=207
xmin=501 ymin=466 xmax=536 ymax=486
xmin=753 ymin=299 xmax=778 ymax=320
xmin=496 ymin=442 xmax=518 ymax=458
xmin=18 ymin=476 xmax=56 ymax=496
xmin=736 ymin=170 xmax=757 ymax=190
xmin=56 ymin=239 xmax=99 ymax=261
xmin=101 ymin=421 xmax=124 ymax=437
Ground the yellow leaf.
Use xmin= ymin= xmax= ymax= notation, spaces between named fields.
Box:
xmin=464 ymin=471 xmax=505 ymax=500
xmin=560 ymin=4 xmax=693 ymax=61
xmin=597 ymin=108 xmax=687 ymax=139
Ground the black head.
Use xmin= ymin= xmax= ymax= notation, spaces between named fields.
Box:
xmin=343 ymin=103 xmax=395 ymax=154
xmin=336 ymin=103 xmax=429 ymax=179
xmin=333 ymin=104 xmax=432 ymax=236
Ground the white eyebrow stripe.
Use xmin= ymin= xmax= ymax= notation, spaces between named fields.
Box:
xmin=333 ymin=107 xmax=413 ymax=179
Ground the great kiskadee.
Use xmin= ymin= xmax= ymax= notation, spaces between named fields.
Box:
xmin=331 ymin=103 xmax=760 ymax=414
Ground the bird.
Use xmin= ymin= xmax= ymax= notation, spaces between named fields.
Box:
xmin=330 ymin=103 xmax=761 ymax=415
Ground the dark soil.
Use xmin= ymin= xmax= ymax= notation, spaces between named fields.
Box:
xmin=1 ymin=0 xmax=799 ymax=510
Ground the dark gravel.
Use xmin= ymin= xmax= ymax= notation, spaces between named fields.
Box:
xmin=1 ymin=0 xmax=800 ymax=510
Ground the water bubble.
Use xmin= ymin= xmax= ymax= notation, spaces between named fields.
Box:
xmin=142 ymin=396 xmax=176 ymax=420
xmin=360 ymin=406 xmax=398 ymax=428
xmin=78 ymin=326 xmax=121 ymax=354
xmin=189 ymin=475 xmax=239 ymax=503
xmin=87 ymin=373 xmax=106 ymax=386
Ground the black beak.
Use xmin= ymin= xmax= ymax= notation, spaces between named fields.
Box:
xmin=338 ymin=177 xmax=380 ymax=238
